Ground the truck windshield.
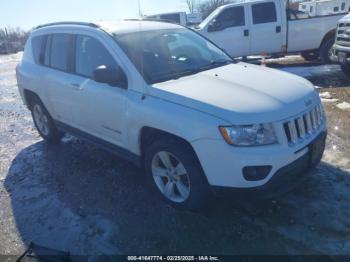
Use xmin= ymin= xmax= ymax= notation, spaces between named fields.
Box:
xmin=114 ymin=28 xmax=233 ymax=84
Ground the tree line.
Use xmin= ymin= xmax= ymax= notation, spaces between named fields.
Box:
xmin=0 ymin=27 xmax=30 ymax=44
xmin=187 ymin=0 xmax=234 ymax=19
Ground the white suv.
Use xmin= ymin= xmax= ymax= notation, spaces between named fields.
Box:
xmin=16 ymin=21 xmax=327 ymax=209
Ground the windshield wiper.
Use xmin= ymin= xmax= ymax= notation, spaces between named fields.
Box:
xmin=153 ymin=60 xmax=233 ymax=83
xmin=198 ymin=60 xmax=233 ymax=71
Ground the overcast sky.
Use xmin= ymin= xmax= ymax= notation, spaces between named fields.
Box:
xmin=0 ymin=0 xmax=191 ymax=30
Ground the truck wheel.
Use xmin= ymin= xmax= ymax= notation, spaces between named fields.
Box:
xmin=319 ymin=37 xmax=335 ymax=64
xmin=301 ymin=51 xmax=318 ymax=62
xmin=30 ymin=96 xmax=63 ymax=143
xmin=341 ymin=64 xmax=350 ymax=77
xmin=144 ymin=137 xmax=211 ymax=210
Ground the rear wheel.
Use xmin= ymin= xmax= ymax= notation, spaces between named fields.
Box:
xmin=144 ymin=137 xmax=211 ymax=210
xmin=319 ymin=37 xmax=335 ymax=64
xmin=30 ymin=96 xmax=63 ymax=143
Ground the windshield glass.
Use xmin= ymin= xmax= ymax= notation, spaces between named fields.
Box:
xmin=114 ymin=28 xmax=233 ymax=84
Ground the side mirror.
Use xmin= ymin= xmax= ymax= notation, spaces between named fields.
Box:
xmin=208 ymin=20 xmax=221 ymax=32
xmin=93 ymin=65 xmax=128 ymax=89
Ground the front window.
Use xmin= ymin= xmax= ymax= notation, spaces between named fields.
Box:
xmin=114 ymin=28 xmax=233 ymax=84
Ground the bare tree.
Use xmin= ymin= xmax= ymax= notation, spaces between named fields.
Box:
xmin=186 ymin=0 xmax=197 ymax=13
xmin=199 ymin=0 xmax=233 ymax=19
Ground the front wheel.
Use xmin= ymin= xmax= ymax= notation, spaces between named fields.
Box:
xmin=301 ymin=51 xmax=319 ymax=61
xmin=341 ymin=64 xmax=350 ymax=77
xmin=144 ymin=137 xmax=211 ymax=210
xmin=319 ymin=37 xmax=335 ymax=64
xmin=31 ymin=96 xmax=63 ymax=143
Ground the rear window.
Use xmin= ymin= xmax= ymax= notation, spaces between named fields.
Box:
xmin=31 ymin=36 xmax=45 ymax=64
xmin=49 ymin=34 xmax=72 ymax=72
xmin=252 ymin=2 xmax=277 ymax=24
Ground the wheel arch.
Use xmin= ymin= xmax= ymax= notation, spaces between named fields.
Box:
xmin=23 ymin=89 xmax=40 ymax=110
xmin=139 ymin=126 xmax=197 ymax=158
xmin=319 ymin=29 xmax=336 ymax=49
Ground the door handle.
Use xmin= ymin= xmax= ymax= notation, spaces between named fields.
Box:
xmin=244 ymin=29 xmax=249 ymax=37
xmin=276 ymin=26 xmax=281 ymax=33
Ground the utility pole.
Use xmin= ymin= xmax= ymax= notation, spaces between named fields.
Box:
xmin=138 ymin=0 xmax=143 ymax=18
xmin=4 ymin=27 xmax=9 ymax=54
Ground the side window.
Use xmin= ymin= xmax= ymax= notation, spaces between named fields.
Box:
xmin=31 ymin=35 xmax=45 ymax=64
xmin=334 ymin=6 xmax=339 ymax=12
xmin=50 ymin=34 xmax=72 ymax=72
xmin=252 ymin=2 xmax=277 ymax=24
xmin=75 ymin=35 xmax=117 ymax=78
xmin=215 ymin=6 xmax=245 ymax=30
xmin=341 ymin=3 xmax=346 ymax=11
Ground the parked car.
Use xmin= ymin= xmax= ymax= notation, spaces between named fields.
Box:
xmin=330 ymin=13 xmax=350 ymax=76
xmin=145 ymin=12 xmax=203 ymax=26
xmin=16 ymin=21 xmax=327 ymax=209
xmin=196 ymin=0 xmax=346 ymax=63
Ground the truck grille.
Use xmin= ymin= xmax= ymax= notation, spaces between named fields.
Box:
xmin=283 ymin=105 xmax=324 ymax=146
xmin=336 ymin=23 xmax=350 ymax=47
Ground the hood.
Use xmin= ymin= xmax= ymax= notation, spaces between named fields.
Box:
xmin=339 ymin=14 xmax=350 ymax=23
xmin=149 ymin=63 xmax=319 ymax=124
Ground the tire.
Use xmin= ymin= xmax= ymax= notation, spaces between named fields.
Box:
xmin=341 ymin=64 xmax=350 ymax=77
xmin=301 ymin=51 xmax=318 ymax=61
xmin=319 ymin=37 xmax=335 ymax=64
xmin=30 ymin=96 xmax=63 ymax=143
xmin=144 ymin=137 xmax=211 ymax=210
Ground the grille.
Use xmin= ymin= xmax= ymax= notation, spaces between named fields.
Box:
xmin=336 ymin=23 xmax=350 ymax=47
xmin=283 ymin=105 xmax=324 ymax=145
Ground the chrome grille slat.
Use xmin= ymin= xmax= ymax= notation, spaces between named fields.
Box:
xmin=283 ymin=105 xmax=324 ymax=146
xmin=288 ymin=121 xmax=298 ymax=143
xmin=297 ymin=117 xmax=306 ymax=138
xmin=336 ymin=23 xmax=350 ymax=46
xmin=305 ymin=113 xmax=312 ymax=134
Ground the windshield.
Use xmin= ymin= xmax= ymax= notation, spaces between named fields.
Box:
xmin=114 ymin=28 xmax=233 ymax=84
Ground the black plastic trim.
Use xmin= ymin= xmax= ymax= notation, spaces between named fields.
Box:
xmin=55 ymin=121 xmax=141 ymax=167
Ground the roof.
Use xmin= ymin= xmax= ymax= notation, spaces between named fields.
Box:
xmin=34 ymin=20 xmax=183 ymax=35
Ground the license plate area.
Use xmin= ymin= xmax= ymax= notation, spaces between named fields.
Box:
xmin=309 ymin=133 xmax=326 ymax=166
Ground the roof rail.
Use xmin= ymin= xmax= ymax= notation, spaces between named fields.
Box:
xmin=124 ymin=18 xmax=177 ymax=24
xmin=35 ymin=21 xmax=100 ymax=30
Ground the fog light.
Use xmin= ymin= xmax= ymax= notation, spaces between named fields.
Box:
xmin=243 ymin=166 xmax=272 ymax=181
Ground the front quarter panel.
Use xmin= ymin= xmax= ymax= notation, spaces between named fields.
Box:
xmin=126 ymin=90 xmax=230 ymax=155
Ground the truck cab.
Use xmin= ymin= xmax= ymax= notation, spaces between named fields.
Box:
xmin=197 ymin=0 xmax=287 ymax=58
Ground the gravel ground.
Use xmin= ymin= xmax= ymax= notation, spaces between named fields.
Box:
xmin=1 ymin=53 xmax=350 ymax=257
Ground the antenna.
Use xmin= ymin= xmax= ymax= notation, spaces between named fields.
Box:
xmin=138 ymin=0 xmax=143 ymax=17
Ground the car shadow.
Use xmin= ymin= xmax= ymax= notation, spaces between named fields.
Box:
xmin=4 ymin=137 xmax=350 ymax=255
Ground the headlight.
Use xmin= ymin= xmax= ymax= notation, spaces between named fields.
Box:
xmin=219 ymin=123 xmax=277 ymax=146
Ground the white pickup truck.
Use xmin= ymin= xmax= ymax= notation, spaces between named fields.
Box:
xmin=196 ymin=0 xmax=348 ymax=63
xmin=330 ymin=13 xmax=350 ymax=76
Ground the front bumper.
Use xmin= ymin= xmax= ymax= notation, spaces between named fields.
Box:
xmin=212 ymin=132 xmax=326 ymax=198
xmin=191 ymin=126 xmax=327 ymax=190
xmin=330 ymin=44 xmax=350 ymax=64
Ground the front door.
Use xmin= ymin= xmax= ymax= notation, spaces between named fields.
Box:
xmin=69 ymin=34 xmax=128 ymax=147
xmin=203 ymin=5 xmax=250 ymax=57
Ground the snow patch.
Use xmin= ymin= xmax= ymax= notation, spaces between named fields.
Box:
xmin=336 ymin=102 xmax=350 ymax=111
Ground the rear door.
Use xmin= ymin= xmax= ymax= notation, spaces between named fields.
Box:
xmin=248 ymin=1 xmax=284 ymax=55
xmin=204 ymin=5 xmax=250 ymax=57
xmin=44 ymin=33 xmax=77 ymax=124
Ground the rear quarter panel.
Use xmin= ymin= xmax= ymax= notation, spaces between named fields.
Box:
xmin=287 ymin=14 xmax=342 ymax=52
